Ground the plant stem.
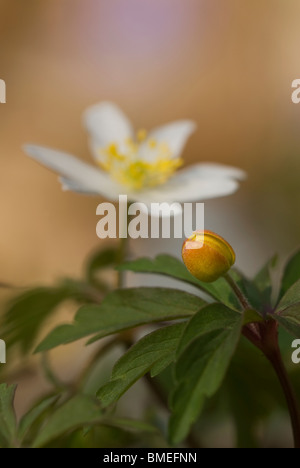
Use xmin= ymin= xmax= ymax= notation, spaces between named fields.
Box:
xmin=224 ymin=273 xmax=300 ymax=447
xmin=260 ymin=321 xmax=300 ymax=448
xmin=117 ymin=201 xmax=131 ymax=288
xmin=117 ymin=236 xmax=128 ymax=288
xmin=223 ymin=272 xmax=262 ymax=346
xmin=268 ymin=350 xmax=300 ymax=448
xmin=242 ymin=325 xmax=263 ymax=351
xmin=223 ymin=273 xmax=251 ymax=310
xmin=246 ymin=319 xmax=300 ymax=448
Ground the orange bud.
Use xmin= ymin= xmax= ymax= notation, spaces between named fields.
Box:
xmin=182 ymin=230 xmax=235 ymax=283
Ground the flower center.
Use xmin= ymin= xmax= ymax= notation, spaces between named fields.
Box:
xmin=97 ymin=130 xmax=183 ymax=190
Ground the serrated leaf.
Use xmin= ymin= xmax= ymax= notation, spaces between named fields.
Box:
xmin=0 ymin=384 xmax=17 ymax=444
xmin=18 ymin=395 xmax=58 ymax=440
xmin=273 ymin=272 xmax=300 ymax=337
xmin=2 ymin=279 xmax=97 ymax=353
xmin=273 ymin=305 xmax=300 ymax=338
xmin=169 ymin=304 xmax=243 ymax=444
xmin=32 ymin=394 xmax=104 ymax=448
xmin=254 ymin=254 xmax=279 ymax=292
xmin=118 ymin=255 xmax=240 ymax=310
xmin=2 ymin=288 xmax=68 ymax=352
xmin=36 ymin=288 xmax=205 ymax=352
xmin=281 ymin=249 xmax=300 ymax=297
xmin=276 ymin=279 xmax=300 ymax=312
xmin=97 ymin=323 xmax=186 ymax=406
xmin=254 ymin=255 xmax=280 ymax=307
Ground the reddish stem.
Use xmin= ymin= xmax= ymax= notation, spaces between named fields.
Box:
xmin=225 ymin=274 xmax=300 ymax=448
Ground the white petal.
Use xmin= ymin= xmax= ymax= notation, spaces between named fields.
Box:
xmin=188 ymin=162 xmax=246 ymax=181
xmin=138 ymin=120 xmax=196 ymax=161
xmin=24 ymin=144 xmax=122 ymax=200
xmin=83 ymin=101 xmax=134 ymax=160
xmin=59 ymin=177 xmax=100 ymax=195
xmin=132 ymin=165 xmax=240 ymax=203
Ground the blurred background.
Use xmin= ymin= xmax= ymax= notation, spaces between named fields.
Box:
xmin=0 ymin=0 xmax=300 ymax=447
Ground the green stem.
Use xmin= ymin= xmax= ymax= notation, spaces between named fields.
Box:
xmin=117 ymin=202 xmax=131 ymax=288
xmin=223 ymin=273 xmax=251 ymax=310
xmin=117 ymin=236 xmax=128 ymax=288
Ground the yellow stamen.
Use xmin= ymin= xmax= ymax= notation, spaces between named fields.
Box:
xmin=97 ymin=132 xmax=183 ymax=191
xmin=107 ymin=143 xmax=126 ymax=161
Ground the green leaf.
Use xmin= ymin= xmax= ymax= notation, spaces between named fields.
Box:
xmin=0 ymin=384 xmax=17 ymax=444
xmin=225 ymin=339 xmax=285 ymax=448
xmin=230 ymin=269 xmax=263 ymax=312
xmin=254 ymin=254 xmax=278 ymax=292
xmin=2 ymin=278 xmax=107 ymax=353
xmin=273 ymin=306 xmax=300 ymax=338
xmin=86 ymin=247 xmax=119 ymax=283
xmin=273 ymin=275 xmax=300 ymax=337
xmin=97 ymin=323 xmax=186 ymax=406
xmin=254 ymin=254 xmax=280 ymax=307
xmin=169 ymin=304 xmax=243 ymax=444
xmin=36 ymin=288 xmax=205 ymax=352
xmin=118 ymin=255 xmax=240 ymax=309
xmin=276 ymin=279 xmax=300 ymax=312
xmin=3 ymin=288 xmax=68 ymax=352
xmin=281 ymin=249 xmax=300 ymax=296
xmin=100 ymin=417 xmax=158 ymax=434
xmin=32 ymin=394 xmax=104 ymax=448
xmin=243 ymin=309 xmax=264 ymax=325
xmin=0 ymin=431 xmax=7 ymax=448
xmin=2 ymin=280 xmax=95 ymax=353
xmin=18 ymin=395 xmax=58 ymax=440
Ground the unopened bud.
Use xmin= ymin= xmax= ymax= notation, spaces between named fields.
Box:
xmin=182 ymin=230 xmax=235 ymax=282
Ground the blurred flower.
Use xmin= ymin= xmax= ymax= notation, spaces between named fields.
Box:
xmin=24 ymin=102 xmax=245 ymax=206
xmin=182 ymin=230 xmax=235 ymax=282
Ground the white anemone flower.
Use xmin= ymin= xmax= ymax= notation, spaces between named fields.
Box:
xmin=23 ymin=102 xmax=245 ymax=209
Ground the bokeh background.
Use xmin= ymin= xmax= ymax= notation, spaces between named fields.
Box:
xmin=0 ymin=0 xmax=300 ymax=447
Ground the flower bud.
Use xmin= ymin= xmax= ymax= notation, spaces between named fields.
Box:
xmin=182 ymin=230 xmax=235 ymax=282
